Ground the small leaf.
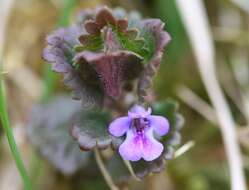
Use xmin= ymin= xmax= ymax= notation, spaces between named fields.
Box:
xmin=131 ymin=158 xmax=165 ymax=179
xmin=117 ymin=19 xmax=128 ymax=32
xmin=126 ymin=28 xmax=139 ymax=40
xmin=152 ymin=99 xmax=184 ymax=159
xmin=95 ymin=7 xmax=117 ymax=27
xmin=27 ymin=96 xmax=91 ymax=175
xmin=139 ymin=31 xmax=156 ymax=62
xmin=77 ymin=35 xmax=103 ymax=52
xmin=70 ymin=110 xmax=112 ymax=150
xmin=63 ymin=69 xmax=103 ymax=109
xmin=152 ymin=100 xmax=179 ymax=124
xmin=84 ymin=20 xmax=101 ymax=35
xmin=107 ymin=154 xmax=165 ymax=182
xmin=115 ymin=30 xmax=154 ymax=62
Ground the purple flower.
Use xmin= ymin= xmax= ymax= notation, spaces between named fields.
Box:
xmin=109 ymin=105 xmax=170 ymax=161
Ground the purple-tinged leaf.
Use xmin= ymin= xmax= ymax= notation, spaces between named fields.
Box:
xmin=70 ymin=110 xmax=111 ymax=151
xmin=27 ymin=96 xmax=91 ymax=175
xmin=74 ymin=51 xmax=142 ymax=98
xmin=137 ymin=19 xmax=171 ymax=102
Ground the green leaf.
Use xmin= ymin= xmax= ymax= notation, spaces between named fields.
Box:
xmin=152 ymin=99 xmax=179 ymax=122
xmin=70 ymin=109 xmax=112 ymax=150
xmin=115 ymin=29 xmax=155 ymax=62
xmin=131 ymin=158 xmax=165 ymax=179
xmin=152 ymin=99 xmax=184 ymax=159
xmin=76 ymin=35 xmax=103 ymax=52
xmin=107 ymin=154 xmax=165 ymax=182
xmin=27 ymin=95 xmax=91 ymax=175
xmin=140 ymin=30 xmax=156 ymax=61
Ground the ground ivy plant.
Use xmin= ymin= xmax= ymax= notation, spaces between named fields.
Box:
xmin=28 ymin=6 xmax=184 ymax=185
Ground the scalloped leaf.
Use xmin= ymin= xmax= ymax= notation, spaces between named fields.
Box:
xmin=76 ymin=35 xmax=103 ymax=52
xmin=131 ymin=157 xmax=165 ymax=179
xmin=107 ymin=154 xmax=165 ymax=182
xmin=70 ymin=110 xmax=112 ymax=151
xmin=152 ymin=99 xmax=184 ymax=160
xmin=152 ymin=99 xmax=179 ymax=126
xmin=27 ymin=96 xmax=91 ymax=175
xmin=115 ymin=29 xmax=155 ymax=62
xmin=63 ymin=69 xmax=103 ymax=109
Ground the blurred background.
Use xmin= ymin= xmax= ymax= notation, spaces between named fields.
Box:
xmin=0 ymin=0 xmax=249 ymax=189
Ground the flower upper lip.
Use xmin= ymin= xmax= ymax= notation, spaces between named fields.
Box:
xmin=128 ymin=105 xmax=152 ymax=118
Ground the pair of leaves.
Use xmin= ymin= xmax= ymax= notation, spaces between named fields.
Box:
xmin=75 ymin=7 xmax=156 ymax=64
xmin=28 ymin=95 xmax=183 ymax=183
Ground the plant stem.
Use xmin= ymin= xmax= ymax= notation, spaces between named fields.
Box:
xmin=0 ymin=61 xmax=32 ymax=190
xmin=94 ymin=148 xmax=119 ymax=190
xmin=0 ymin=0 xmax=31 ymax=189
xmin=122 ymin=159 xmax=141 ymax=181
